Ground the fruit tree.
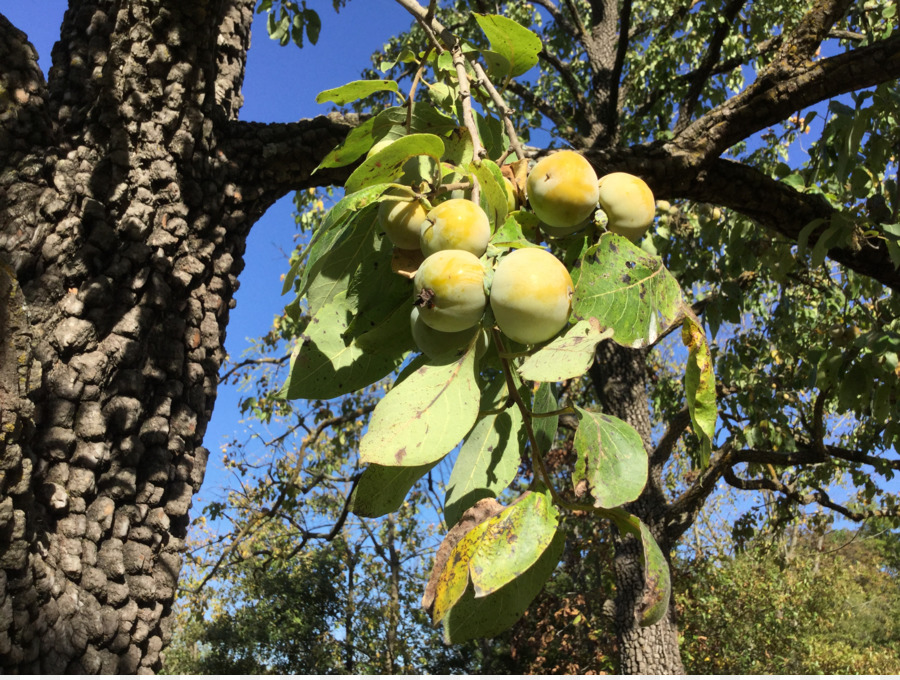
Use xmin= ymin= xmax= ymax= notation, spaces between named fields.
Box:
xmin=1 ymin=0 xmax=899 ymax=673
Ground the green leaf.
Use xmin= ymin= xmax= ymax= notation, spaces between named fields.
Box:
xmin=532 ymin=382 xmax=558 ymax=453
xmin=681 ymin=312 xmax=717 ymax=467
xmin=359 ymin=346 xmax=481 ymax=466
xmin=572 ymin=406 xmax=648 ymax=509
xmin=518 ymin=319 xmax=614 ymax=382
xmin=607 ymin=510 xmax=671 ymax=627
xmin=284 ymin=183 xmax=392 ymax=296
xmin=314 ymin=117 xmax=377 ymax=171
xmin=572 ymin=233 xmax=683 ymax=347
xmin=474 ymin=13 xmax=542 ymax=78
xmin=315 ymin=79 xmax=399 ymax=105
xmin=469 ymin=490 xmax=559 ymax=597
xmin=349 ymin=461 xmax=438 ymax=518
xmin=315 ymin=105 xmax=457 ymax=171
xmin=468 ymin=159 xmax=508 ymax=230
xmin=345 ymin=134 xmax=445 ymax=194
xmin=280 ymin=290 xmax=410 ymax=400
xmin=442 ymin=529 xmax=564 ymax=643
xmin=304 ymin=8 xmax=321 ymax=45
xmin=444 ymin=376 xmax=524 ymax=526
xmin=303 ymin=205 xmax=379 ymax=316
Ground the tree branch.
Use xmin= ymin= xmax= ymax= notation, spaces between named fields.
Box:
xmin=723 ymin=466 xmax=899 ymax=522
xmin=219 ymin=114 xmax=362 ymax=207
xmin=675 ymin=32 xmax=900 ymax=161
xmin=677 ymin=158 xmax=900 ymax=290
xmin=673 ymin=0 xmax=747 ymax=134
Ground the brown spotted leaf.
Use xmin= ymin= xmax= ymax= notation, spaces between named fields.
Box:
xmin=359 ymin=346 xmax=480 ymax=467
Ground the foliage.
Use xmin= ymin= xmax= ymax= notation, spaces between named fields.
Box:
xmin=679 ymin=524 xmax=900 ymax=674
xmin=186 ymin=0 xmax=900 ymax=671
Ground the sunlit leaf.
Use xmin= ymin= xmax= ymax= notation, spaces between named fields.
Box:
xmin=572 ymin=406 xmax=648 ymax=509
xmin=359 ymin=346 xmax=480 ymax=467
xmin=682 ymin=311 xmax=717 ymax=467
xmin=316 ymin=79 xmax=399 ymax=105
xmin=572 ymin=233 xmax=683 ymax=347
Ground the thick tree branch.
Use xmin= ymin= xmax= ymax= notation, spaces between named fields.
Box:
xmin=219 ymin=114 xmax=362 ymax=207
xmin=678 ymin=158 xmax=900 ymax=290
xmin=675 ymin=32 xmax=900 ymax=160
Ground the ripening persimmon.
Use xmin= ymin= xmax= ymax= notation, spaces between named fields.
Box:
xmin=414 ymin=249 xmax=487 ymax=332
xmin=410 ymin=307 xmax=480 ymax=359
xmin=420 ymin=198 xmax=491 ymax=257
xmin=378 ymin=192 xmax=429 ymax=251
xmin=526 ymin=150 xmax=599 ymax=236
xmin=489 ymin=247 xmax=574 ymax=345
xmin=597 ymin=172 xmax=655 ymax=241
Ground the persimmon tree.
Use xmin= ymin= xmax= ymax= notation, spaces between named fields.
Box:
xmin=1 ymin=0 xmax=899 ymax=674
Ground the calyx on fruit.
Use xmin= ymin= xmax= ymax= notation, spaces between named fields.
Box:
xmin=489 ymin=247 xmax=574 ymax=344
xmin=378 ymin=192 xmax=429 ymax=251
xmin=420 ymin=198 xmax=491 ymax=257
xmin=414 ymin=249 xmax=487 ymax=333
xmin=596 ymin=172 xmax=655 ymax=241
xmin=410 ymin=307 xmax=479 ymax=359
xmin=526 ymin=150 xmax=599 ymax=236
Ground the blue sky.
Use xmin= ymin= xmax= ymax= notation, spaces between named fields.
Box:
xmin=7 ymin=0 xmax=417 ymax=503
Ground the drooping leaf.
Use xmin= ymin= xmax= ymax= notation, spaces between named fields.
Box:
xmin=531 ymin=381 xmax=558 ymax=454
xmin=681 ymin=311 xmax=717 ymax=467
xmin=469 ymin=490 xmax=559 ymax=597
xmin=431 ymin=522 xmax=490 ymax=625
xmin=474 ymin=13 xmax=542 ymax=78
xmin=344 ymin=134 xmax=445 ymax=194
xmin=441 ymin=528 xmax=565 ymax=643
xmin=572 ymin=233 xmax=683 ymax=347
xmin=349 ymin=461 xmax=438 ymax=518
xmin=315 ymin=79 xmax=399 ymax=105
xmin=444 ymin=374 xmax=524 ymax=526
xmin=607 ymin=509 xmax=672 ymax=627
xmin=284 ymin=183 xmax=392 ymax=296
xmin=518 ymin=319 xmax=614 ymax=382
xmin=280 ymin=290 xmax=410 ymax=400
xmin=572 ymin=406 xmax=648 ymax=509
xmin=304 ymin=205 xmax=379 ymax=316
xmin=359 ymin=346 xmax=481 ymax=467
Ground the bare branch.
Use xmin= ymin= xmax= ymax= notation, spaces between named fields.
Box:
xmin=673 ymin=0 xmax=747 ymax=134
xmin=723 ymin=466 xmax=899 ymax=522
xmin=218 ymin=353 xmax=291 ymax=385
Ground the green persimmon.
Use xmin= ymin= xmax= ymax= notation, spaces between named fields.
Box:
xmin=489 ymin=247 xmax=574 ymax=345
xmin=526 ymin=150 xmax=599 ymax=236
xmin=414 ymin=249 xmax=487 ymax=332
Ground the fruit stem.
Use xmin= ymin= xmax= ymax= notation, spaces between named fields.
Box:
xmin=491 ymin=327 xmax=617 ymax=519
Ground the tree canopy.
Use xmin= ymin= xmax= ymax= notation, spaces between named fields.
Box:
xmin=1 ymin=0 xmax=898 ymax=673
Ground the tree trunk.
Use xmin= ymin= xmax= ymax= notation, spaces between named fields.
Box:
xmin=385 ymin=513 xmax=401 ymax=674
xmin=590 ymin=340 xmax=685 ymax=673
xmin=0 ymin=2 xmax=351 ymax=672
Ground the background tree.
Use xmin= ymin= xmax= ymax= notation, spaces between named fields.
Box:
xmin=1 ymin=0 xmax=899 ymax=674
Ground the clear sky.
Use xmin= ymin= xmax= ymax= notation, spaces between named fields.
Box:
xmin=4 ymin=0 xmax=416 ymax=503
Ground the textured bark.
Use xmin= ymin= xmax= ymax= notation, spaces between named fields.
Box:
xmin=0 ymin=1 xmax=352 ymax=672
xmin=590 ymin=341 xmax=685 ymax=674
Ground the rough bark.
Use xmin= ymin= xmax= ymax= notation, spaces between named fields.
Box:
xmin=590 ymin=341 xmax=685 ymax=673
xmin=0 ymin=1 xmax=351 ymax=672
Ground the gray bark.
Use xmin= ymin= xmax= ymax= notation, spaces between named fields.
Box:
xmin=590 ymin=340 xmax=685 ymax=673
xmin=0 ymin=1 xmax=351 ymax=671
